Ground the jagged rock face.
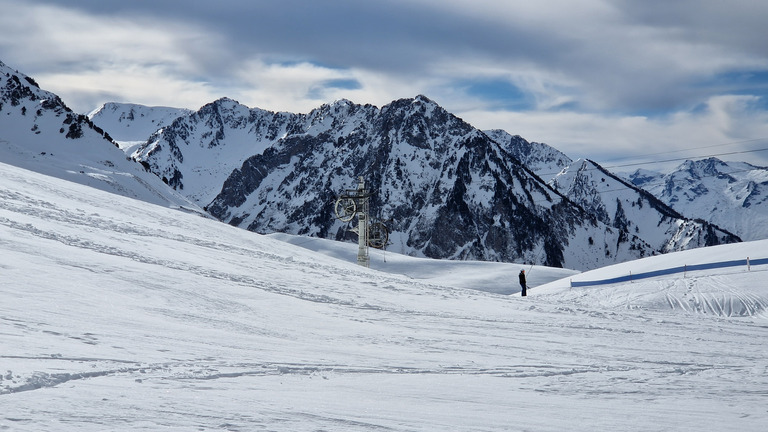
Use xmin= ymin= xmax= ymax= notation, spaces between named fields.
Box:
xmin=628 ymin=157 xmax=768 ymax=241
xmin=550 ymin=159 xmax=741 ymax=254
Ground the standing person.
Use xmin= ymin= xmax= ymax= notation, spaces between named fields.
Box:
xmin=519 ymin=269 xmax=527 ymax=297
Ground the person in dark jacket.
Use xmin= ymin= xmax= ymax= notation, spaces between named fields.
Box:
xmin=519 ymin=269 xmax=527 ymax=297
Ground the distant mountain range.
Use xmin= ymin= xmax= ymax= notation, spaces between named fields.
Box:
xmin=628 ymin=158 xmax=768 ymax=241
xmin=2 ymin=58 xmax=759 ymax=271
xmin=104 ymin=95 xmax=740 ymax=270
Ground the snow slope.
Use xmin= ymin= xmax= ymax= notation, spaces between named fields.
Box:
xmin=538 ymin=239 xmax=768 ymax=316
xmin=267 ymin=232 xmax=578 ymax=294
xmin=2 ymin=162 xmax=767 ymax=431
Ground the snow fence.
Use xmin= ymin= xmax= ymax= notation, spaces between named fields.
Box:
xmin=571 ymin=257 xmax=768 ymax=288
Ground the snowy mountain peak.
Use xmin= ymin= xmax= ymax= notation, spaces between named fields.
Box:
xmin=328 ymin=98 xmax=357 ymax=109
xmin=1 ymin=58 xmax=753 ymax=270
xmin=131 ymin=98 xmax=305 ymax=203
xmin=679 ymin=157 xmax=730 ymax=179
xmin=413 ymin=94 xmax=439 ymax=106
xmin=195 ymin=97 xmax=255 ymax=130
xmin=0 ymin=58 xmax=200 ymax=210
xmin=484 ymin=129 xmax=572 ymax=179
xmin=201 ymin=95 xmax=596 ymax=267
xmin=88 ymin=102 xmax=192 ymax=143
xmin=1 ymin=60 xmax=115 ymax=146
xmin=629 ymin=157 xmax=768 ymax=241
xmin=204 ymin=96 xmax=247 ymax=112
xmin=2 ymin=60 xmax=73 ymax=118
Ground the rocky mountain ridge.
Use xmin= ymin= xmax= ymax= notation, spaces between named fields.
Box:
xmin=482 ymin=128 xmax=760 ymax=246
xmin=127 ymin=95 xmax=737 ymax=270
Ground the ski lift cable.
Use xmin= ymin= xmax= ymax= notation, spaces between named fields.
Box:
xmin=531 ymin=163 xmax=767 ymax=205
xmin=534 ymin=140 xmax=768 ymax=178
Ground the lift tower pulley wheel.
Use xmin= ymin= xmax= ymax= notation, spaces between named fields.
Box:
xmin=334 ymin=196 xmax=357 ymax=222
xmin=368 ymin=221 xmax=389 ymax=249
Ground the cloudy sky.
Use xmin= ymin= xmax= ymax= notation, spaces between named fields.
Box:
xmin=2 ymin=0 xmax=768 ymax=166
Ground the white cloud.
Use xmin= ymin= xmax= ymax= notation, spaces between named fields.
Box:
xmin=459 ymin=95 xmax=768 ymax=167
xmin=1 ymin=3 xmax=224 ymax=69
xmin=0 ymin=2 xmax=231 ymax=111
xmin=404 ymin=0 xmax=768 ymax=112
xmin=230 ymin=60 xmax=358 ymax=113
xmin=0 ymin=2 xmax=437 ymax=113
xmin=33 ymin=65 xmax=218 ymax=112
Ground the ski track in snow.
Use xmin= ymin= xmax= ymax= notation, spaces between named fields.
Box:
xmin=2 ymin=163 xmax=768 ymax=431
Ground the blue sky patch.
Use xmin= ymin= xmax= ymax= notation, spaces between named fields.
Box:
xmin=460 ymin=79 xmax=533 ymax=111
xmin=306 ymin=78 xmax=363 ymax=99
xmin=697 ymin=70 xmax=768 ymax=96
xmin=322 ymin=78 xmax=362 ymax=90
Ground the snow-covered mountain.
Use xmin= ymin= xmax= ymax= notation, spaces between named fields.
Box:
xmin=0 ymin=60 xmax=200 ymax=210
xmin=549 ymin=159 xmax=740 ymax=265
xmin=482 ymin=132 xmax=764 ymax=247
xmin=131 ymin=95 xmax=738 ymax=270
xmin=627 ymin=158 xmax=768 ymax=241
xmin=484 ymin=128 xmax=572 ymax=179
xmin=131 ymin=97 xmax=301 ymax=205
xmin=481 ymin=131 xmax=746 ymax=255
xmin=87 ymin=102 xmax=191 ymax=151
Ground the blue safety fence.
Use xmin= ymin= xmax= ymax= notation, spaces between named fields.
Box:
xmin=571 ymin=257 xmax=768 ymax=288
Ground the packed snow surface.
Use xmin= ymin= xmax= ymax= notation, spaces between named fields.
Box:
xmin=2 ymin=162 xmax=767 ymax=431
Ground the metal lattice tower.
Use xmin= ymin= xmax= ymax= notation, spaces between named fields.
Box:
xmin=354 ymin=178 xmax=370 ymax=267
xmin=334 ymin=177 xmax=389 ymax=267
xmin=334 ymin=177 xmax=371 ymax=267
